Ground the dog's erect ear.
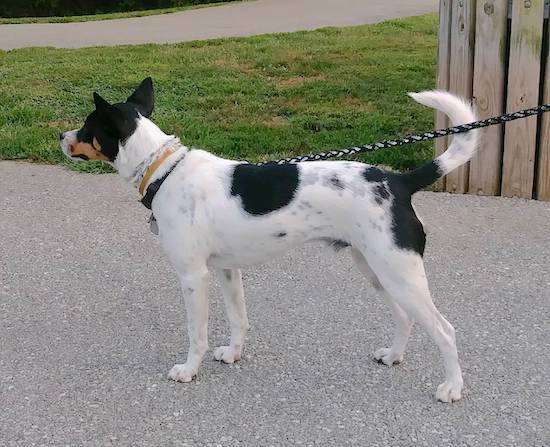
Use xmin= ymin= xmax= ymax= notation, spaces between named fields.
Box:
xmin=93 ymin=92 xmax=129 ymax=137
xmin=93 ymin=92 xmax=113 ymax=114
xmin=126 ymin=77 xmax=154 ymax=118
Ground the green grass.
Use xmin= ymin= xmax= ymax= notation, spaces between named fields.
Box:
xmin=0 ymin=1 xmax=238 ymax=24
xmin=0 ymin=14 xmax=438 ymax=174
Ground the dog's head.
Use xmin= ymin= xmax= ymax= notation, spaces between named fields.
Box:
xmin=59 ymin=77 xmax=155 ymax=163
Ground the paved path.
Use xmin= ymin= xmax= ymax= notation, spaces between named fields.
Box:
xmin=0 ymin=0 xmax=437 ymax=50
xmin=1 ymin=160 xmax=548 ymax=446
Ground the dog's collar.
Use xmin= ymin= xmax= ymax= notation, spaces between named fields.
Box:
xmin=130 ymin=137 xmax=180 ymax=188
xmin=140 ymin=151 xmax=186 ymax=210
xmin=138 ymin=146 xmax=178 ymax=196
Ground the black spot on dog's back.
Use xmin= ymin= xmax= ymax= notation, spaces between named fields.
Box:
xmin=231 ymin=163 xmax=300 ymax=215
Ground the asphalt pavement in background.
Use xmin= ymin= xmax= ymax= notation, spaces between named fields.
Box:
xmin=0 ymin=0 xmax=437 ymax=50
xmin=0 ymin=161 xmax=548 ymax=446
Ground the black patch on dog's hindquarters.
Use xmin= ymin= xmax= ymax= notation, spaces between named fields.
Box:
xmin=363 ymin=167 xmax=387 ymax=183
xmin=373 ymin=183 xmax=390 ymax=205
xmin=362 ymin=166 xmax=426 ymax=256
xmin=389 ymin=181 xmax=426 ymax=256
xmin=363 ymin=167 xmax=391 ymax=206
xmin=399 ymin=160 xmax=442 ymax=194
xmin=230 ymin=163 xmax=300 ymax=215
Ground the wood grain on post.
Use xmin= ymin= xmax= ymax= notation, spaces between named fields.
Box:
xmin=501 ymin=0 xmax=544 ymax=198
xmin=435 ymin=0 xmax=453 ymax=191
xmin=447 ymin=0 xmax=476 ymax=194
xmin=469 ymin=0 xmax=508 ymax=196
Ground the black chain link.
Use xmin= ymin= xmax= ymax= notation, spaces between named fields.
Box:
xmin=256 ymin=103 xmax=550 ymax=165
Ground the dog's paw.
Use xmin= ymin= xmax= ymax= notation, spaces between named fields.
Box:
xmin=213 ymin=346 xmax=242 ymax=364
xmin=373 ymin=347 xmax=404 ymax=366
xmin=168 ymin=364 xmax=197 ymax=383
xmin=435 ymin=379 xmax=463 ymax=403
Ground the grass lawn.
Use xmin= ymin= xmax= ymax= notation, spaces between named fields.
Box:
xmin=0 ymin=14 xmax=438 ymax=174
xmin=0 ymin=1 xmax=238 ymax=24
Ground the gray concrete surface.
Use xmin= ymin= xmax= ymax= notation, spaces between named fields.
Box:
xmin=0 ymin=160 xmax=548 ymax=446
xmin=0 ymin=0 xmax=438 ymax=50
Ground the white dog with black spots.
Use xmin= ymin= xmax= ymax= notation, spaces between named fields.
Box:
xmin=60 ymin=78 xmax=478 ymax=402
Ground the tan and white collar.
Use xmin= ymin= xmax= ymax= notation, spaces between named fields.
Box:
xmin=138 ymin=143 xmax=187 ymax=210
xmin=138 ymin=146 xmax=178 ymax=196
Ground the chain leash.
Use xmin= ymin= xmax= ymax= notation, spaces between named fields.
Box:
xmin=256 ymin=103 xmax=550 ymax=165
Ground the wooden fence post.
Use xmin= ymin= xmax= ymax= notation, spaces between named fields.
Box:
xmin=501 ymin=0 xmax=545 ymax=198
xmin=447 ymin=0 xmax=476 ymax=193
xmin=435 ymin=0 xmax=453 ymax=191
xmin=537 ymin=22 xmax=550 ymax=201
xmin=469 ymin=0 xmax=508 ymax=196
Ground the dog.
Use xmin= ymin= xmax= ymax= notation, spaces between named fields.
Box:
xmin=60 ymin=78 xmax=478 ymax=402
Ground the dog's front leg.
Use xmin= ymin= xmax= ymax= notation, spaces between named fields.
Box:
xmin=214 ymin=269 xmax=249 ymax=364
xmin=168 ymin=269 xmax=210 ymax=382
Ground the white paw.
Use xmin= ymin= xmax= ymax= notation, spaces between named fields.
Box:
xmin=168 ymin=364 xmax=197 ymax=383
xmin=213 ymin=345 xmax=242 ymax=364
xmin=374 ymin=347 xmax=404 ymax=366
xmin=436 ymin=379 xmax=463 ymax=403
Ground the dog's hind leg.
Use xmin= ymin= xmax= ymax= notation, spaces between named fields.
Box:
xmin=351 ymin=247 xmax=412 ymax=365
xmin=168 ymin=267 xmax=210 ymax=383
xmin=366 ymin=250 xmax=463 ymax=402
xmin=213 ymin=269 xmax=249 ymax=364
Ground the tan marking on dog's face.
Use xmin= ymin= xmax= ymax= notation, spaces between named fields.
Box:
xmin=69 ymin=138 xmax=110 ymax=161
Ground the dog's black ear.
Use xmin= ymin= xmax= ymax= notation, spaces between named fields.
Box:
xmin=93 ymin=92 xmax=112 ymax=113
xmin=93 ymin=92 xmax=130 ymax=137
xmin=126 ymin=77 xmax=154 ymax=118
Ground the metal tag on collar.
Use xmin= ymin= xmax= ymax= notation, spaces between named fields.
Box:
xmin=148 ymin=213 xmax=159 ymax=235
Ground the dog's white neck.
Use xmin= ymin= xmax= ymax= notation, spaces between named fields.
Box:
xmin=114 ymin=116 xmax=187 ymax=188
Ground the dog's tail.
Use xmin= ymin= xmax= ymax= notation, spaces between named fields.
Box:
xmin=399 ymin=90 xmax=478 ymax=194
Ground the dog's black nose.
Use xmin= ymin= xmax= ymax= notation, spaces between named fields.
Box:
xmin=59 ymin=132 xmax=65 ymax=141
